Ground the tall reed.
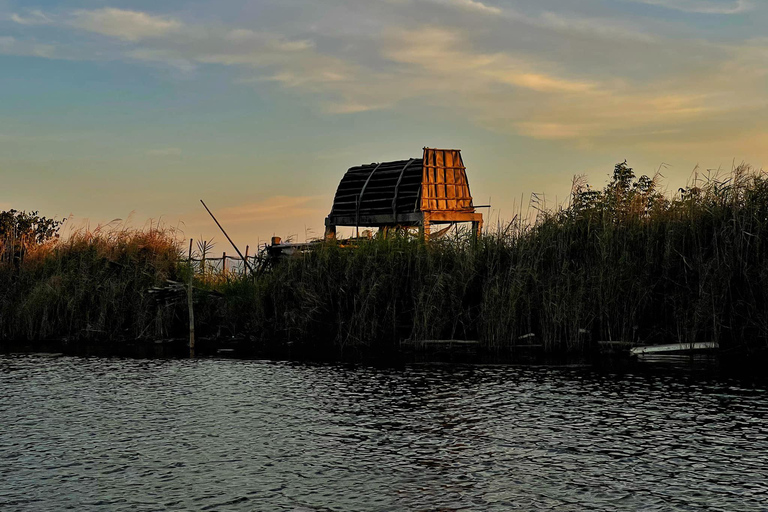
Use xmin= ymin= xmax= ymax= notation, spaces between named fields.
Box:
xmin=0 ymin=225 xmax=183 ymax=343
xmin=3 ymin=162 xmax=768 ymax=357
xmin=220 ymin=162 xmax=768 ymax=355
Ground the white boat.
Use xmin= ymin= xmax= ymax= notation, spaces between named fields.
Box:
xmin=630 ymin=341 xmax=719 ymax=356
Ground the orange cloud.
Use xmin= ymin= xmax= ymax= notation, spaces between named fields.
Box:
xmin=214 ymin=196 xmax=327 ymax=225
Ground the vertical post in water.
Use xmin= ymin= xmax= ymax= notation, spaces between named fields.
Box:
xmin=187 ymin=265 xmax=195 ymax=358
xmin=222 ymin=251 xmax=227 ymax=275
xmin=188 ymin=238 xmax=193 ymax=262
xmin=244 ymin=245 xmax=249 ymax=276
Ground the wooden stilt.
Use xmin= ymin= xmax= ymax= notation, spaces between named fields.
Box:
xmin=187 ymin=270 xmax=195 ymax=358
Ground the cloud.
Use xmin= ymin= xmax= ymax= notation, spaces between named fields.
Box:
xmin=323 ymin=102 xmax=388 ymax=114
xmin=427 ymin=0 xmax=502 ymax=15
xmin=515 ymin=122 xmax=593 ymax=140
xmin=378 ymin=26 xmax=758 ymax=142
xmin=0 ymin=36 xmax=55 ymax=58
xmin=180 ymin=196 xmax=329 ymax=244
xmin=511 ymin=92 xmax=716 ymax=140
xmin=492 ymin=72 xmax=597 ymax=93
xmin=11 ymin=10 xmax=53 ymax=26
xmin=66 ymin=13 xmax=355 ymax=92
xmin=537 ymin=12 xmax=659 ymax=43
xmin=8 ymin=4 xmax=768 ymax=147
xmin=215 ymin=196 xmax=326 ymax=224
xmin=70 ymin=8 xmax=182 ymax=41
xmin=127 ymin=49 xmax=196 ymax=72
xmin=382 ymin=27 xmax=599 ymax=95
xmin=630 ymin=0 xmax=751 ymax=14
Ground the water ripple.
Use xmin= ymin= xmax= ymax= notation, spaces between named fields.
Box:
xmin=1 ymin=356 xmax=767 ymax=511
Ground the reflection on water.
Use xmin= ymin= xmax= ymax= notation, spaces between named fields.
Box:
xmin=1 ymin=356 xmax=767 ymax=511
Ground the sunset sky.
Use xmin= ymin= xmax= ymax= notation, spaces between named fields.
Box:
xmin=2 ymin=0 xmax=767 ymax=248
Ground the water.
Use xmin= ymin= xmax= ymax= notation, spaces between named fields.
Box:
xmin=1 ymin=356 xmax=767 ymax=511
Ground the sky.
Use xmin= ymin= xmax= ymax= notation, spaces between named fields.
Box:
xmin=2 ymin=0 xmax=768 ymax=249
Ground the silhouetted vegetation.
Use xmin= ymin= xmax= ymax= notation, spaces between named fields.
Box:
xmin=0 ymin=224 xmax=181 ymax=343
xmin=0 ymin=210 xmax=64 ymax=268
xmin=3 ymin=161 xmax=768 ymax=358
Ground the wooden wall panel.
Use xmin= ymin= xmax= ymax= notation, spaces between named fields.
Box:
xmin=421 ymin=148 xmax=474 ymax=212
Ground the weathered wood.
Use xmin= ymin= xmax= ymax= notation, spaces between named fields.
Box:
xmin=631 ymin=342 xmax=719 ymax=356
xmin=327 ymin=148 xmax=482 ymax=237
xmin=357 ymin=162 xmax=384 ymax=229
xmin=330 ymin=213 xmax=423 ymax=227
xmin=426 ymin=211 xmax=483 ymax=223
xmin=187 ymin=269 xmax=195 ymax=358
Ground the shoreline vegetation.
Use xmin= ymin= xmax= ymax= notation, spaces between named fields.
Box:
xmin=2 ymin=162 xmax=768 ymax=360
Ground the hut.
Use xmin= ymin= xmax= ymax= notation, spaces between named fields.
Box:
xmin=325 ymin=148 xmax=483 ymax=239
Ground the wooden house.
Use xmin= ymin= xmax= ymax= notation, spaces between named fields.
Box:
xmin=325 ymin=148 xmax=483 ymax=238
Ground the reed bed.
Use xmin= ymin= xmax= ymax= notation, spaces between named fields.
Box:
xmin=3 ymin=162 xmax=768 ymax=357
xmin=0 ymin=225 xmax=183 ymax=343
xmin=230 ymin=162 xmax=768 ymax=355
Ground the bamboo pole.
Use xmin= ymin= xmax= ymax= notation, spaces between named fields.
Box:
xmin=200 ymin=200 xmax=255 ymax=275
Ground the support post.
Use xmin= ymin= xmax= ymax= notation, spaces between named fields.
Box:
xmin=222 ymin=252 xmax=227 ymax=274
xmin=325 ymin=222 xmax=337 ymax=240
xmin=419 ymin=212 xmax=431 ymax=240
xmin=472 ymin=219 xmax=483 ymax=240
xmin=187 ymin=268 xmax=195 ymax=358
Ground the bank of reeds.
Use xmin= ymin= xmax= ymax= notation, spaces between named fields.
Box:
xmin=3 ymin=162 xmax=768 ymax=357
xmin=225 ymin=162 xmax=768 ymax=355
xmin=0 ymin=225 xmax=183 ymax=343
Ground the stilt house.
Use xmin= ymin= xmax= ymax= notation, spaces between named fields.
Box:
xmin=325 ymin=148 xmax=483 ymax=238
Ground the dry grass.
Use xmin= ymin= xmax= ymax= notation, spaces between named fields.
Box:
xmin=0 ymin=224 xmax=184 ymax=342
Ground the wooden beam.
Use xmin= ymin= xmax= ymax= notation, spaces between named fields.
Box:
xmin=328 ymin=212 xmax=423 ymax=227
xmin=356 ymin=162 xmax=383 ymax=231
xmin=424 ymin=211 xmax=483 ymax=223
xmin=392 ymin=158 xmax=416 ymax=221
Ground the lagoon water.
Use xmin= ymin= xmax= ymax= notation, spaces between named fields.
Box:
xmin=1 ymin=356 xmax=767 ymax=511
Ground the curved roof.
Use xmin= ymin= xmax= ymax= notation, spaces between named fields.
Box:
xmin=330 ymin=158 xmax=423 ymax=219
xmin=328 ymin=148 xmax=475 ymax=225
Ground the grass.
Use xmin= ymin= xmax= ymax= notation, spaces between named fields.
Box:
xmin=0 ymin=225 xmax=183 ymax=344
xmin=3 ymin=161 xmax=768 ymax=358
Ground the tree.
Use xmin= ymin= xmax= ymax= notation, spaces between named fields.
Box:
xmin=569 ymin=161 xmax=666 ymax=221
xmin=0 ymin=209 xmax=64 ymax=265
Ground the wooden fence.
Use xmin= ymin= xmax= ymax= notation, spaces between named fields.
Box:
xmin=185 ymin=239 xmax=265 ymax=277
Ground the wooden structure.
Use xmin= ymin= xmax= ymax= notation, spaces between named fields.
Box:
xmin=325 ymin=148 xmax=483 ymax=238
